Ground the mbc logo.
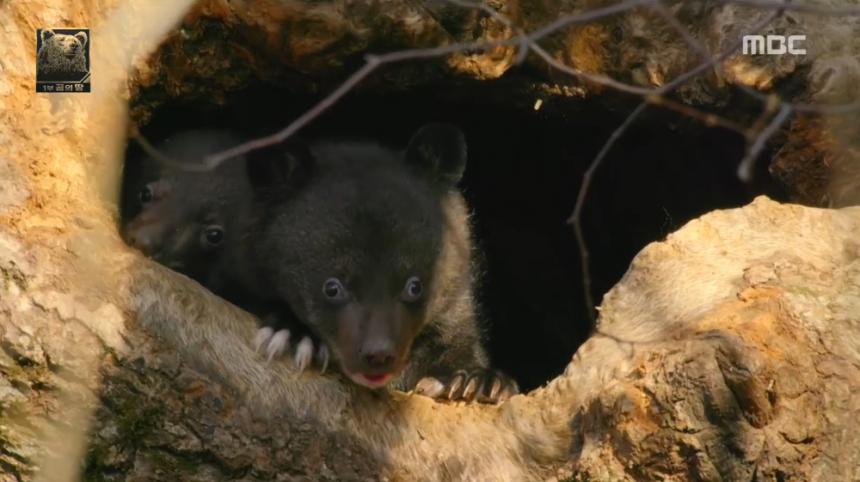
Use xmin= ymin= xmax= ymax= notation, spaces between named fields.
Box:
xmin=742 ymin=35 xmax=807 ymax=55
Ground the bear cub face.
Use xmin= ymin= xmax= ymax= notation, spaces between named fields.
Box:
xmin=248 ymin=124 xmax=466 ymax=388
xmin=123 ymin=130 xmax=252 ymax=282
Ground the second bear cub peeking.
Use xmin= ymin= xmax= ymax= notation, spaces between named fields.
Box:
xmin=126 ymin=124 xmax=518 ymax=403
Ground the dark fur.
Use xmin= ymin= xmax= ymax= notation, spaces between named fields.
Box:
xmin=243 ymin=124 xmax=518 ymax=401
xmin=123 ymin=125 xmax=517 ymax=402
xmin=122 ymin=130 xmax=254 ymax=293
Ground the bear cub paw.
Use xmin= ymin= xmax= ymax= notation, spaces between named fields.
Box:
xmin=415 ymin=369 xmax=519 ymax=404
xmin=254 ymin=325 xmax=329 ymax=374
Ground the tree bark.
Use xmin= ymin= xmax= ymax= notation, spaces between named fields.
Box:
xmin=129 ymin=0 xmax=860 ymax=206
xmin=1 ymin=1 xmax=859 ymax=481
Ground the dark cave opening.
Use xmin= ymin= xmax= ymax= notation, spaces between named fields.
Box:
xmin=123 ymin=81 xmax=786 ymax=392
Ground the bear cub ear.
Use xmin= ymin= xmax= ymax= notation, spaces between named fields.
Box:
xmin=404 ymin=123 xmax=467 ymax=188
xmin=75 ymin=31 xmax=88 ymax=47
xmin=245 ymin=140 xmax=314 ymax=197
xmin=41 ymin=30 xmax=55 ymax=43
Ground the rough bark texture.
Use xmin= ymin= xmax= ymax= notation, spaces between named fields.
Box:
xmin=127 ymin=0 xmax=860 ymax=206
xmin=1 ymin=1 xmax=859 ymax=481
xmin=771 ymin=113 xmax=860 ymax=208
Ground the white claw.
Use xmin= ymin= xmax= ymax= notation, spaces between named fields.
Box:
xmin=414 ymin=377 xmax=446 ymax=399
xmin=294 ymin=337 xmax=314 ymax=373
xmin=266 ymin=329 xmax=291 ymax=363
xmin=317 ymin=344 xmax=330 ymax=374
xmin=254 ymin=327 xmax=274 ymax=353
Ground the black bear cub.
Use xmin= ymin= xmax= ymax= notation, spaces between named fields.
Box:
xmin=123 ymin=124 xmax=518 ymax=403
xmin=122 ymin=130 xmax=325 ymax=368
xmin=246 ymin=124 xmax=518 ymax=402
xmin=123 ymin=129 xmax=253 ymax=288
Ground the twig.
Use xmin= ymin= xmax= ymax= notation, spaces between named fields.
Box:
xmin=526 ymin=0 xmax=658 ymax=42
xmin=129 ymin=124 xmax=211 ymax=173
xmin=649 ymin=2 xmax=712 ymax=63
xmin=203 ymin=0 xmax=666 ymax=168
xmin=561 ymin=5 xmax=787 ymax=321
xmin=566 ymin=101 xmax=649 ymax=322
xmin=205 ymin=39 xmax=517 ymax=168
xmin=194 ymin=0 xmax=804 ymax=170
xmin=645 ymin=95 xmax=747 ymax=132
xmin=527 ymin=43 xmax=654 ymax=96
xmin=736 ymin=83 xmax=860 ymax=114
xmin=737 ymin=102 xmax=793 ymax=181
xmin=442 ymin=0 xmax=531 ymax=65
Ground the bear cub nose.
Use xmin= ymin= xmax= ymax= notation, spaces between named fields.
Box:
xmin=361 ymin=338 xmax=396 ymax=372
xmin=364 ymin=350 xmax=395 ymax=369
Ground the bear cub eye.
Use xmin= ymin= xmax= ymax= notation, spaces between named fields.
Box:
xmin=138 ymin=186 xmax=154 ymax=204
xmin=202 ymin=226 xmax=225 ymax=246
xmin=401 ymin=276 xmax=423 ymax=302
xmin=322 ymin=278 xmax=349 ymax=304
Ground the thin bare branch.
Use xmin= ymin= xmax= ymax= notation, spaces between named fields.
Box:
xmin=526 ymin=0 xmax=658 ymax=42
xmin=649 ymin=2 xmax=712 ymax=62
xmin=736 ymin=83 xmax=860 ymax=114
xmin=195 ymin=0 xmax=795 ymax=170
xmin=567 ymin=101 xmax=649 ymax=323
xmin=645 ymin=95 xmax=747 ymax=133
xmin=560 ymin=5 xmax=786 ymax=320
xmin=659 ymin=9 xmax=784 ymax=94
xmin=129 ymin=124 xmax=211 ymax=173
xmin=204 ymin=38 xmax=520 ymax=168
xmin=737 ymin=102 xmax=793 ymax=181
xmin=527 ymin=43 xmax=654 ymax=95
xmin=203 ymin=0 xmax=677 ymax=168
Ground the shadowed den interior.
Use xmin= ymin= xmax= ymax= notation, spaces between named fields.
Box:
xmin=123 ymin=81 xmax=786 ymax=391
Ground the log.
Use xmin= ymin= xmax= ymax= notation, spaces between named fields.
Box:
xmin=1 ymin=1 xmax=858 ymax=480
